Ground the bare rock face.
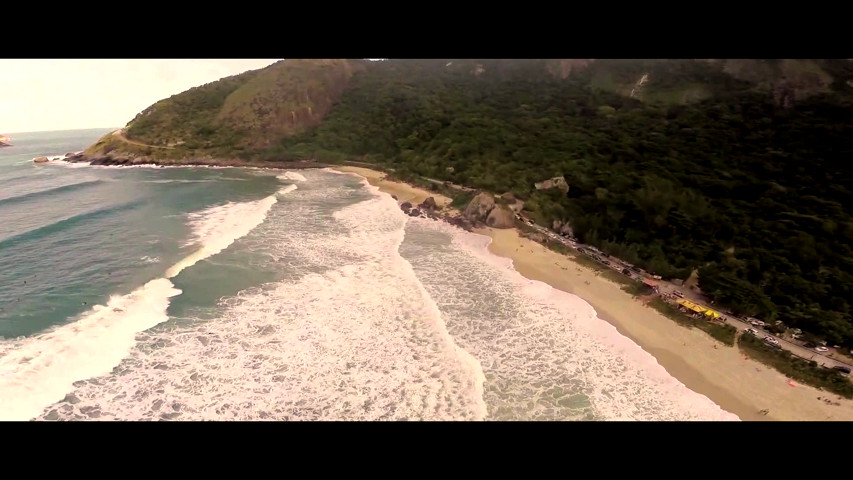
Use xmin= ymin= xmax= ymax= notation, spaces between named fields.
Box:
xmin=463 ymin=192 xmax=496 ymax=222
xmin=486 ymin=205 xmax=516 ymax=229
xmin=546 ymin=59 xmax=594 ymax=79
xmin=534 ymin=176 xmax=569 ymax=193
xmin=400 ymin=202 xmax=412 ymax=214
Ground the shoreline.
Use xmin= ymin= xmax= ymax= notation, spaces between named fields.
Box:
xmin=51 ymin=151 xmax=333 ymax=170
xmin=337 ymin=165 xmax=853 ymax=421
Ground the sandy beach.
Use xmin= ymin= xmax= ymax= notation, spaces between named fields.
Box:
xmin=337 ymin=165 xmax=853 ymax=421
xmin=335 ymin=166 xmax=453 ymax=210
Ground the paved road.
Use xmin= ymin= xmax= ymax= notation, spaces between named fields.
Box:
xmin=383 ymin=170 xmax=853 ymax=375
xmin=423 ymin=177 xmax=477 ymax=193
xmin=518 ymin=217 xmax=853 ymax=372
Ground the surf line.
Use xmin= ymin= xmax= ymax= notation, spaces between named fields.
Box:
xmin=0 ymin=189 xmax=293 ymax=421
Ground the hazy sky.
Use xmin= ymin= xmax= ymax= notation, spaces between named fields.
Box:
xmin=0 ymin=59 xmax=281 ymax=134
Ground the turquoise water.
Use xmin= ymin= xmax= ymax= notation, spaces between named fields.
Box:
xmin=0 ymin=129 xmax=281 ymax=338
xmin=0 ymin=129 xmax=739 ymax=421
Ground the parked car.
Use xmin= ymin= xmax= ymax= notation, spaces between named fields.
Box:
xmin=673 ymin=290 xmax=684 ymax=298
xmin=750 ymin=319 xmax=767 ymax=327
xmin=745 ymin=328 xmax=758 ymax=336
xmin=764 ymin=336 xmax=780 ymax=346
xmin=833 ymin=366 xmax=851 ymax=375
xmin=815 ymin=346 xmax=829 ymax=353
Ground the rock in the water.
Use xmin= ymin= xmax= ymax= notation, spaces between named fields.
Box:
xmin=486 ymin=205 xmax=516 ymax=228
xmin=463 ymin=192 xmax=495 ymax=222
xmin=33 ymin=156 xmax=49 ymax=163
xmin=409 ymin=208 xmax=421 ymax=217
xmin=391 ymin=195 xmax=398 ymax=200
xmin=400 ymin=202 xmax=412 ymax=213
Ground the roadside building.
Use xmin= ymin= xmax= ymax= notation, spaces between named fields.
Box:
xmin=642 ymin=278 xmax=660 ymax=293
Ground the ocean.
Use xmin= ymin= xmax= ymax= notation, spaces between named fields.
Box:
xmin=0 ymin=129 xmax=739 ymax=421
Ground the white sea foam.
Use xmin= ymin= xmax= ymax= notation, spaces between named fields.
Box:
xmin=277 ymin=184 xmax=298 ymax=196
xmin=321 ymin=167 xmax=354 ymax=176
xmin=0 ymin=192 xmax=283 ymax=421
xmin=142 ymin=179 xmax=217 ymax=184
xmin=278 ymin=171 xmax=307 ymax=182
xmin=0 ymin=278 xmax=181 ymax=421
xmin=406 ymin=217 xmax=739 ymax=421
xmin=22 ymin=169 xmax=736 ymax=421
xmin=168 ymin=193 xmax=281 ymax=278
xmin=34 ymin=173 xmax=487 ymax=420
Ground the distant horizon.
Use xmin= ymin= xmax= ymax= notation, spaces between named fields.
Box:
xmin=1 ymin=126 xmax=121 ymax=135
xmin=0 ymin=59 xmax=281 ymax=133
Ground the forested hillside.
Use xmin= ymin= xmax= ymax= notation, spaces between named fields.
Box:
xmin=268 ymin=59 xmax=853 ymax=345
xmin=98 ymin=59 xmax=853 ymax=346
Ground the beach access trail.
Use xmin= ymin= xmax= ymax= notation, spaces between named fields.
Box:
xmin=112 ymin=129 xmax=175 ymax=150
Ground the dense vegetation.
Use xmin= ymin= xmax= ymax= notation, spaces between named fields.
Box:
xmin=106 ymin=59 xmax=853 ymax=347
xmin=738 ymin=334 xmax=853 ymax=399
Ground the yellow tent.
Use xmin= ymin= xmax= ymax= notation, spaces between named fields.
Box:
xmin=677 ymin=299 xmax=722 ymax=318
xmin=677 ymin=299 xmax=706 ymax=313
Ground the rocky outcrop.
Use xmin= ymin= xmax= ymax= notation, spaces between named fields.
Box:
xmin=419 ymin=196 xmax=437 ymax=211
xmin=463 ymin=192 xmax=495 ymax=222
xmin=33 ymin=156 xmax=49 ymax=163
xmin=534 ymin=176 xmax=569 ymax=193
xmin=500 ymin=192 xmax=525 ymax=214
xmin=398 ymin=198 xmax=474 ymax=232
xmin=486 ymin=205 xmax=515 ymax=228
xmin=552 ymin=219 xmax=574 ymax=237
xmin=459 ymin=192 xmax=515 ymax=229
xmin=60 ymin=152 xmax=329 ymax=170
xmin=445 ymin=215 xmax=473 ymax=231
